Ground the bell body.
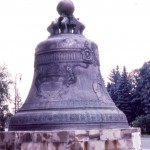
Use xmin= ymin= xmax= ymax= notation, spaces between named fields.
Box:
xmin=9 ymin=34 xmax=128 ymax=131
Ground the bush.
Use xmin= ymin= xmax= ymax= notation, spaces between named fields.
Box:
xmin=132 ymin=114 xmax=150 ymax=134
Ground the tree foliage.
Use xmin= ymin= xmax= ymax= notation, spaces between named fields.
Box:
xmin=0 ymin=64 xmax=13 ymax=130
xmin=135 ymin=61 xmax=150 ymax=114
xmin=132 ymin=114 xmax=150 ymax=134
xmin=107 ymin=61 xmax=150 ymax=133
xmin=107 ymin=66 xmax=133 ymax=123
xmin=107 ymin=66 xmax=121 ymax=105
xmin=117 ymin=67 xmax=133 ymax=123
xmin=129 ymin=69 xmax=145 ymax=119
xmin=0 ymin=105 xmax=12 ymax=131
xmin=0 ymin=65 xmax=12 ymax=103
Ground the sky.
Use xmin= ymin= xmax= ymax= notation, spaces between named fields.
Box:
xmin=0 ymin=0 xmax=150 ymax=100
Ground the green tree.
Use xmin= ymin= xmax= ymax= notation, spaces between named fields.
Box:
xmin=14 ymin=89 xmax=22 ymax=113
xmin=132 ymin=61 xmax=150 ymax=115
xmin=0 ymin=64 xmax=12 ymax=130
xmin=0 ymin=105 xmax=12 ymax=131
xmin=129 ymin=69 xmax=145 ymax=121
xmin=132 ymin=114 xmax=150 ymax=134
xmin=0 ymin=65 xmax=12 ymax=102
xmin=107 ymin=66 xmax=134 ymax=123
xmin=107 ymin=61 xmax=150 ymax=130
xmin=117 ymin=67 xmax=133 ymax=123
xmin=107 ymin=66 xmax=121 ymax=105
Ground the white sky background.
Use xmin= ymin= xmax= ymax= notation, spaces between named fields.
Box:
xmin=0 ymin=0 xmax=150 ymax=100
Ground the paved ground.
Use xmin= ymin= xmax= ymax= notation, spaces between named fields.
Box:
xmin=142 ymin=136 xmax=150 ymax=150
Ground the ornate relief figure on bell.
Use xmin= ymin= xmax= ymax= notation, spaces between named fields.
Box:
xmin=9 ymin=0 xmax=128 ymax=131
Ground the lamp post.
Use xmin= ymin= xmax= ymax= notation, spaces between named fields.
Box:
xmin=14 ymin=73 xmax=22 ymax=113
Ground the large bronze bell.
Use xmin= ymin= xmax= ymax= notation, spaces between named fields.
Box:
xmin=9 ymin=0 xmax=128 ymax=131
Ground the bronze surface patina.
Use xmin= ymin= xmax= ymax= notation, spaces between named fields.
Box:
xmin=9 ymin=0 xmax=128 ymax=131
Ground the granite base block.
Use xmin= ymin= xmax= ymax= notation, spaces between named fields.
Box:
xmin=0 ymin=128 xmax=141 ymax=150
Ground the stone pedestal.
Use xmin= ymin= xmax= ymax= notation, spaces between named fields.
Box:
xmin=0 ymin=128 xmax=141 ymax=150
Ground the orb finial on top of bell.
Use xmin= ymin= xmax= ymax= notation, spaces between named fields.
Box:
xmin=47 ymin=0 xmax=85 ymax=35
